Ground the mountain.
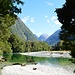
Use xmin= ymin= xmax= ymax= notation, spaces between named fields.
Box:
xmin=34 ymin=34 xmax=38 ymax=39
xmin=38 ymin=34 xmax=49 ymax=41
xmin=11 ymin=17 xmax=38 ymax=41
xmin=45 ymin=29 xmax=61 ymax=45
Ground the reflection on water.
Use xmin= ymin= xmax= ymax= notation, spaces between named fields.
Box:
xmin=0 ymin=53 xmax=75 ymax=75
xmin=2 ymin=53 xmax=74 ymax=67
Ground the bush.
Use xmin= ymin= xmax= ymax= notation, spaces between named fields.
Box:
xmin=0 ymin=50 xmax=3 ymax=55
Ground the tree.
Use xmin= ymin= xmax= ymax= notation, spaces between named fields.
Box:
xmin=55 ymin=0 xmax=75 ymax=58
xmin=0 ymin=0 xmax=24 ymax=16
xmin=40 ymin=42 xmax=51 ymax=51
xmin=0 ymin=41 xmax=12 ymax=54
xmin=0 ymin=0 xmax=24 ymax=54
xmin=57 ymin=40 xmax=64 ymax=50
xmin=0 ymin=15 xmax=16 ymax=41
xmin=8 ymin=34 xmax=25 ymax=53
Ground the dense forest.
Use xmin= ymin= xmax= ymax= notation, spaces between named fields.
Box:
xmin=0 ymin=0 xmax=75 ymax=58
xmin=0 ymin=0 xmax=51 ymax=55
xmin=55 ymin=0 xmax=75 ymax=58
xmin=0 ymin=0 xmax=24 ymax=54
xmin=8 ymin=34 xmax=51 ymax=53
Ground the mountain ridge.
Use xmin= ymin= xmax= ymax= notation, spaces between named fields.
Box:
xmin=11 ymin=17 xmax=38 ymax=41
xmin=45 ymin=29 xmax=61 ymax=45
xmin=38 ymin=34 xmax=49 ymax=41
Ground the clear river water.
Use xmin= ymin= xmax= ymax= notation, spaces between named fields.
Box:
xmin=0 ymin=53 xmax=75 ymax=75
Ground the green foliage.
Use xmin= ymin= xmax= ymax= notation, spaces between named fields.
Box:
xmin=0 ymin=0 xmax=50 ymax=54
xmin=24 ymin=41 xmax=51 ymax=52
xmin=51 ymin=40 xmax=64 ymax=51
xmin=63 ymin=40 xmax=75 ymax=58
xmin=57 ymin=40 xmax=64 ymax=50
xmin=55 ymin=0 xmax=75 ymax=58
xmin=0 ymin=41 xmax=12 ymax=54
xmin=8 ymin=34 xmax=25 ymax=53
xmin=8 ymin=35 xmax=51 ymax=53
xmin=0 ymin=0 xmax=24 ymax=16
xmin=55 ymin=0 xmax=75 ymax=39
xmin=0 ymin=0 xmax=24 ymax=54
xmin=0 ymin=14 xmax=16 ymax=41
xmin=40 ymin=42 xmax=51 ymax=51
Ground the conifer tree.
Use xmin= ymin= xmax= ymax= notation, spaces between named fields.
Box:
xmin=55 ymin=0 xmax=75 ymax=58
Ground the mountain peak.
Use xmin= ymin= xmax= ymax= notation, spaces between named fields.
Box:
xmin=38 ymin=34 xmax=49 ymax=41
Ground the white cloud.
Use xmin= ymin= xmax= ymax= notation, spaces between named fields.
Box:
xmin=47 ymin=19 xmax=50 ymax=23
xmin=36 ymin=32 xmax=42 ymax=37
xmin=32 ymin=30 xmax=42 ymax=37
xmin=51 ymin=16 xmax=57 ymax=21
xmin=51 ymin=16 xmax=62 ymax=25
xmin=45 ymin=15 xmax=48 ymax=18
xmin=21 ymin=16 xmax=34 ymax=23
xmin=45 ymin=15 xmax=50 ymax=23
xmin=55 ymin=20 xmax=62 ymax=25
xmin=21 ymin=16 xmax=29 ymax=23
xmin=27 ymin=16 xmax=30 ymax=18
xmin=46 ymin=2 xmax=53 ymax=6
xmin=30 ymin=18 xmax=34 ymax=23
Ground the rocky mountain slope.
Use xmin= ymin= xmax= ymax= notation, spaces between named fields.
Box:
xmin=45 ymin=29 xmax=61 ymax=45
xmin=11 ymin=17 xmax=38 ymax=41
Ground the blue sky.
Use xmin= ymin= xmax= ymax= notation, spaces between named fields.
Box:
xmin=18 ymin=0 xmax=65 ymax=37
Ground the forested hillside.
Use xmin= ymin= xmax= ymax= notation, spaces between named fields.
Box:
xmin=11 ymin=17 xmax=38 ymax=41
xmin=0 ymin=0 xmax=51 ymax=55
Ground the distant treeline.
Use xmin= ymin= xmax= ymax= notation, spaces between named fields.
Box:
xmin=9 ymin=34 xmax=51 ymax=53
xmin=0 ymin=34 xmax=51 ymax=55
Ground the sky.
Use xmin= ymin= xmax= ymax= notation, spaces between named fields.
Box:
xmin=18 ymin=0 xmax=65 ymax=37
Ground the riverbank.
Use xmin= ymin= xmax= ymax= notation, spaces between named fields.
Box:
xmin=20 ymin=51 xmax=71 ymax=58
xmin=1 ymin=64 xmax=75 ymax=75
xmin=1 ymin=51 xmax=75 ymax=75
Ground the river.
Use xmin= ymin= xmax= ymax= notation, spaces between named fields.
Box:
xmin=0 ymin=52 xmax=75 ymax=75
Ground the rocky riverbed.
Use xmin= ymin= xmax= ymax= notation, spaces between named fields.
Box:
xmin=1 ymin=64 xmax=75 ymax=75
xmin=1 ymin=51 xmax=75 ymax=75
